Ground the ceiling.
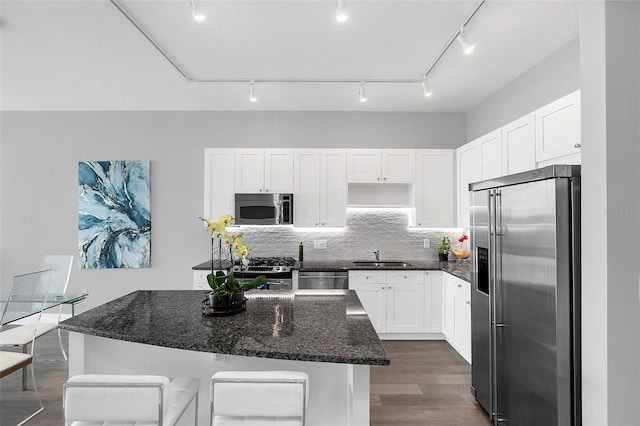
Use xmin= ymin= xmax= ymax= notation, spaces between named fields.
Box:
xmin=0 ymin=0 xmax=578 ymax=112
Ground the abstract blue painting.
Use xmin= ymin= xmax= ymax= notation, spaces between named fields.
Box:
xmin=78 ymin=161 xmax=151 ymax=268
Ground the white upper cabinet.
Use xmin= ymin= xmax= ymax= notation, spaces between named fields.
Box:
xmin=346 ymin=149 xmax=380 ymax=182
xmin=235 ymin=148 xmax=293 ymax=193
xmin=347 ymin=149 xmax=415 ymax=183
xmin=320 ymin=149 xmax=347 ymax=226
xmin=293 ymin=149 xmax=321 ymax=226
xmin=455 ymin=91 xmax=582 ymax=227
xmin=264 ymin=149 xmax=295 ymax=193
xmin=477 ymin=129 xmax=503 ymax=180
xmin=381 ymin=149 xmax=416 ymax=182
xmin=502 ymin=112 xmax=536 ymax=175
xmin=535 ymin=90 xmax=581 ymax=163
xmin=414 ymin=149 xmax=454 ymax=227
xmin=204 ymin=148 xmax=235 ymax=221
xmin=456 ymin=144 xmax=481 ymax=229
xmin=293 ymin=149 xmax=347 ymax=227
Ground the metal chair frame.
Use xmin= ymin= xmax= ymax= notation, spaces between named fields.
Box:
xmin=0 ymin=269 xmax=52 ymax=425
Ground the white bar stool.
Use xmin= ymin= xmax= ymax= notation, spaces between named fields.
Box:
xmin=63 ymin=374 xmax=200 ymax=426
xmin=210 ymin=371 xmax=309 ymax=426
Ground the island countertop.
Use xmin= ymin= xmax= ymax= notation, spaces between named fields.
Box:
xmin=60 ymin=290 xmax=390 ymax=366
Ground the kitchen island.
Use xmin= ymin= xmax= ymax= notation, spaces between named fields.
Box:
xmin=59 ymin=290 xmax=389 ymax=426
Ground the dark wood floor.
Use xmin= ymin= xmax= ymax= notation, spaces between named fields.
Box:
xmin=370 ymin=340 xmax=491 ymax=426
xmin=4 ymin=331 xmax=491 ymax=425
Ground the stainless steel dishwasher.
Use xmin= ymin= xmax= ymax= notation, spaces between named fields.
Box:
xmin=298 ymin=271 xmax=349 ymax=289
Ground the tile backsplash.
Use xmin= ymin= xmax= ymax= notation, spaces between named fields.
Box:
xmin=236 ymin=208 xmax=465 ymax=261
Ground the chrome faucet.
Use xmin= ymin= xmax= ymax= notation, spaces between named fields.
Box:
xmin=373 ymin=250 xmax=380 ymax=262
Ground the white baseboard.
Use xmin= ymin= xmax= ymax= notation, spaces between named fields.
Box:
xmin=378 ymin=332 xmax=445 ymax=340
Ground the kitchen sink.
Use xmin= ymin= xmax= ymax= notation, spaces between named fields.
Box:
xmin=352 ymin=261 xmax=411 ymax=268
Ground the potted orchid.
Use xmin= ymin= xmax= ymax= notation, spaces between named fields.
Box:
xmin=199 ymin=215 xmax=264 ymax=310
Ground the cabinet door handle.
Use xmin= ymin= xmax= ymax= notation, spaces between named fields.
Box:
xmin=383 ymin=177 xmax=387 ymax=181
xmin=457 ymin=284 xmax=462 ymax=288
xmin=466 ymin=300 xmax=471 ymax=305
xmin=321 ymin=223 xmax=325 ymax=226
xmin=382 ymin=286 xmax=385 ymax=290
xmin=366 ymin=276 xmax=369 ymax=279
xmin=388 ymin=286 xmax=391 ymax=289
xmin=265 ymin=188 xmax=269 ymax=192
xmin=574 ymin=143 xmax=582 ymax=148
xmin=259 ymin=188 xmax=263 ymax=192
xmin=377 ymin=177 xmax=380 ymax=181
xmin=403 ymin=275 xmax=407 ymax=279
xmin=315 ymin=223 xmax=319 ymax=226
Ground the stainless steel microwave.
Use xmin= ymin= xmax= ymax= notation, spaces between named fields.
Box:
xmin=234 ymin=193 xmax=293 ymax=225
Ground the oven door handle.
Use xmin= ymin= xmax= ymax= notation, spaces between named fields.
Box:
xmin=299 ymin=275 xmax=347 ymax=279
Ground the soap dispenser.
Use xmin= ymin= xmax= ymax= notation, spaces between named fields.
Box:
xmin=298 ymin=241 xmax=304 ymax=262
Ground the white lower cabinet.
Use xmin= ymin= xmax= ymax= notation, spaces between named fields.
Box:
xmin=423 ymin=271 xmax=443 ymax=333
xmin=351 ymin=270 xmax=443 ymax=337
xmin=386 ymin=271 xmax=424 ymax=333
xmin=351 ymin=283 xmax=387 ymax=332
xmin=442 ymin=272 xmax=472 ymax=363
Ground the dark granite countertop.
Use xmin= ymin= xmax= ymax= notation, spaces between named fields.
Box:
xmin=59 ymin=290 xmax=390 ymax=366
xmin=193 ymin=259 xmax=471 ymax=282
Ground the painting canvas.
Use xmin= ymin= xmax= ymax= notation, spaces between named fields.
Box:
xmin=78 ymin=161 xmax=151 ymax=268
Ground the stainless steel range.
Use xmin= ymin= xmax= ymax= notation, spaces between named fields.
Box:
xmin=232 ymin=257 xmax=295 ymax=290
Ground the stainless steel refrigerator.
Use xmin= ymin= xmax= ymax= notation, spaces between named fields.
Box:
xmin=469 ymin=165 xmax=581 ymax=426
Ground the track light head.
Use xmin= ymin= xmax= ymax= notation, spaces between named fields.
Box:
xmin=456 ymin=27 xmax=474 ymax=55
xmin=336 ymin=0 xmax=348 ymax=23
xmin=249 ymin=81 xmax=257 ymax=102
xmin=422 ymin=79 xmax=433 ymax=98
xmin=190 ymin=0 xmax=205 ymax=21
xmin=359 ymin=81 xmax=367 ymax=103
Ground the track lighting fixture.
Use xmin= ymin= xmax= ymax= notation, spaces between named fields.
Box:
xmin=336 ymin=0 xmax=348 ymax=23
xmin=249 ymin=81 xmax=257 ymax=102
xmin=110 ymin=0 xmax=489 ymax=104
xmin=422 ymin=79 xmax=432 ymax=98
xmin=190 ymin=0 xmax=205 ymax=21
xmin=359 ymin=81 xmax=367 ymax=103
xmin=456 ymin=27 xmax=474 ymax=55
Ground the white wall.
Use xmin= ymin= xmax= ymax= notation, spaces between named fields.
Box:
xmin=580 ymin=1 xmax=640 ymax=424
xmin=0 ymin=111 xmax=465 ymax=307
xmin=466 ymin=37 xmax=580 ymax=141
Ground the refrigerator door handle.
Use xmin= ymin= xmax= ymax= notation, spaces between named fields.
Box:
xmin=488 ymin=189 xmax=499 ymax=423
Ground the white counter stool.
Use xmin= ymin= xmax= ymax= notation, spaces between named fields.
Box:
xmin=63 ymin=374 xmax=200 ymax=426
xmin=210 ymin=371 xmax=308 ymax=426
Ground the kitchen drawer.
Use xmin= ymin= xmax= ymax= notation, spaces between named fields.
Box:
xmin=348 ymin=270 xmax=387 ymax=284
xmin=386 ymin=270 xmax=424 ymax=284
